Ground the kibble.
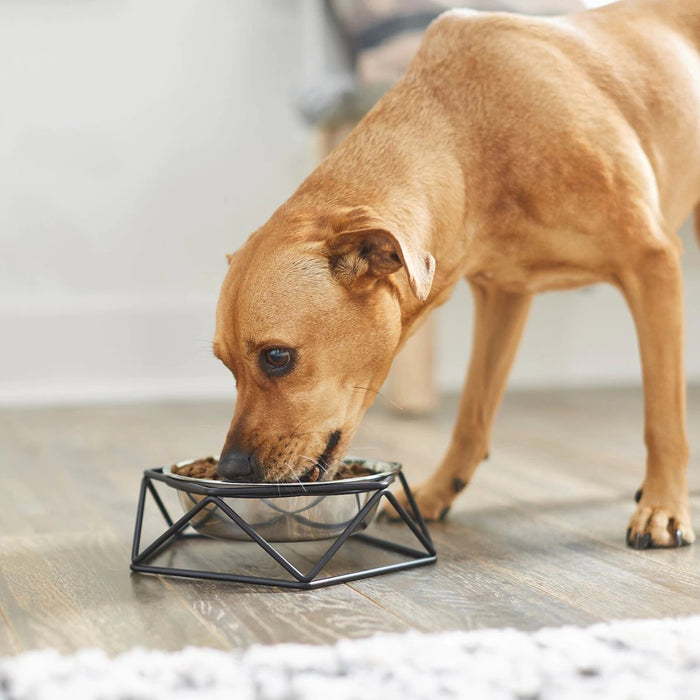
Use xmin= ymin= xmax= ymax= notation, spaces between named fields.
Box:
xmin=171 ymin=457 xmax=373 ymax=481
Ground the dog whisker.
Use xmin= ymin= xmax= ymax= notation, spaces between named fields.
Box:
xmin=196 ymin=338 xmax=220 ymax=356
xmin=283 ymin=460 xmax=307 ymax=492
xmin=289 ymin=417 xmax=314 ymax=440
xmin=352 ymin=385 xmax=405 ymax=412
xmin=289 ymin=430 xmax=332 ymax=439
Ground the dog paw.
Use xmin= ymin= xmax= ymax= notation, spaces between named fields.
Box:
xmin=382 ymin=482 xmax=455 ymax=522
xmin=626 ymin=501 xmax=695 ymax=549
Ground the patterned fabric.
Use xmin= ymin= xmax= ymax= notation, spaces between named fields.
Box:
xmin=328 ymin=0 xmax=585 ymax=84
xmin=298 ymin=0 xmax=586 ymax=124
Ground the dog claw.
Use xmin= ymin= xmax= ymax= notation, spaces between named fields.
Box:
xmin=628 ymin=532 xmax=651 ymax=550
xmin=626 ymin=527 xmax=689 ymax=549
xmin=634 ymin=488 xmax=643 ymax=503
xmin=439 ymin=506 xmax=451 ymax=521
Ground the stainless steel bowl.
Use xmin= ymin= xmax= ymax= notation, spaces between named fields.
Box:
xmin=168 ymin=456 xmax=400 ymax=542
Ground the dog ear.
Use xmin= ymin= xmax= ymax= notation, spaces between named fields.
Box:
xmin=327 ymin=209 xmax=435 ymax=301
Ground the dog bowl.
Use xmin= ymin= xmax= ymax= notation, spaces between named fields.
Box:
xmin=168 ymin=456 xmax=400 ymax=542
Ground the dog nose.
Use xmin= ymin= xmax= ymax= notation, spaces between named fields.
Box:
xmin=217 ymin=449 xmax=254 ymax=481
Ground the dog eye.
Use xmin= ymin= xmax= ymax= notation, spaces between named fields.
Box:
xmin=260 ymin=347 xmax=295 ymax=377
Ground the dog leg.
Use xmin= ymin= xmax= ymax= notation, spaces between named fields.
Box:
xmin=393 ymin=283 xmax=532 ymax=520
xmin=619 ymin=246 xmax=695 ymax=548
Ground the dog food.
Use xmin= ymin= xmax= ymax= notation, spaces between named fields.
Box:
xmin=172 ymin=456 xmax=219 ymax=480
xmin=171 ymin=457 xmax=373 ymax=481
xmin=332 ymin=461 xmax=373 ymax=480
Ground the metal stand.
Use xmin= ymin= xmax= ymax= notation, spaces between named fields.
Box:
xmin=131 ymin=468 xmax=436 ymax=589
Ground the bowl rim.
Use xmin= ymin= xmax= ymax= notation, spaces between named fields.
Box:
xmin=166 ymin=455 xmax=401 ymax=489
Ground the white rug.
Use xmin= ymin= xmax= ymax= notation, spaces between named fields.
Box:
xmin=2 ymin=616 xmax=700 ymax=700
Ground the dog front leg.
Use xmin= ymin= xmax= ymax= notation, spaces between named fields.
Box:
xmin=397 ymin=283 xmax=532 ymax=521
xmin=619 ymin=248 xmax=695 ymax=548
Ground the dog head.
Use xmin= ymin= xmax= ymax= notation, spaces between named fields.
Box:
xmin=213 ymin=204 xmax=434 ymax=483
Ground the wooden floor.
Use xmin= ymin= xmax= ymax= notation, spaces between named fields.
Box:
xmin=1 ymin=386 xmax=699 ymax=655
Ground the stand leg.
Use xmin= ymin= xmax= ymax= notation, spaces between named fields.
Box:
xmin=305 ymin=490 xmax=386 ymax=581
xmin=397 ymin=471 xmax=434 ymax=546
xmin=147 ymin=480 xmax=174 ymax=527
xmin=132 ymin=494 xmax=216 ymax=564
xmin=130 ymin=476 xmax=149 ymax=562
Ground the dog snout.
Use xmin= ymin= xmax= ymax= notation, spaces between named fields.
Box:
xmin=217 ymin=449 xmax=256 ymax=481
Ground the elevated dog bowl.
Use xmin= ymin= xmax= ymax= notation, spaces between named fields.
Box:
xmin=169 ymin=456 xmax=399 ymax=542
xmin=130 ymin=456 xmax=436 ymax=589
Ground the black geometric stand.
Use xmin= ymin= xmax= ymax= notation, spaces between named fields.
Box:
xmin=130 ymin=467 xmax=437 ymax=590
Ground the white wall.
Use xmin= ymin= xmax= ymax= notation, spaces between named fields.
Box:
xmin=0 ymin=0 xmax=312 ymax=404
xmin=1 ymin=0 xmax=699 ymax=406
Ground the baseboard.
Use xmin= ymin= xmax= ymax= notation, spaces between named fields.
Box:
xmin=0 ymin=295 xmax=235 ymax=407
xmin=0 ymin=378 xmax=236 ymax=407
xmin=2 ymin=280 xmax=699 ymax=407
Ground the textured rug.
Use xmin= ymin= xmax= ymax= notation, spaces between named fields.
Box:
xmin=2 ymin=616 xmax=700 ymax=700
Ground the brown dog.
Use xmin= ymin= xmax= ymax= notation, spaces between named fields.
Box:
xmin=213 ymin=0 xmax=698 ymax=549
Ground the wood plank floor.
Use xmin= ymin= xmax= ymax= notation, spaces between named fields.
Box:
xmin=1 ymin=386 xmax=699 ymax=655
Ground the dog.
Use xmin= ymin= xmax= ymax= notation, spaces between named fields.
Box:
xmin=213 ymin=0 xmax=698 ymax=549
